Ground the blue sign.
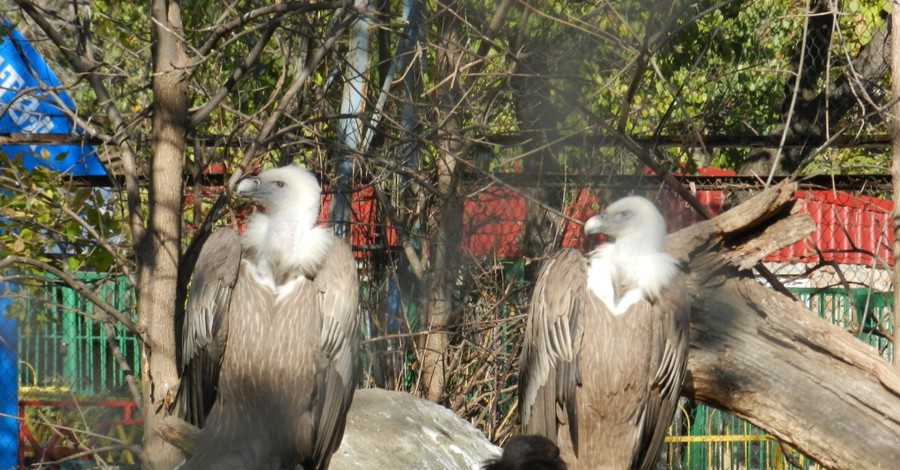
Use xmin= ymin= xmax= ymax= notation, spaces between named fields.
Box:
xmin=0 ymin=18 xmax=104 ymax=176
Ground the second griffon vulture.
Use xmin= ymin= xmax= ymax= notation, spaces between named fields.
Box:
xmin=519 ymin=196 xmax=690 ymax=469
xmin=174 ymin=165 xmax=360 ymax=469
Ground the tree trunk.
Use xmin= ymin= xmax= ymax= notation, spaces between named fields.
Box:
xmin=892 ymin=0 xmax=900 ymax=368
xmin=420 ymin=187 xmax=463 ymax=402
xmin=140 ymin=1 xmax=190 ymax=468
xmin=419 ymin=101 xmax=464 ymax=402
xmin=419 ymin=0 xmax=465 ymax=403
xmin=738 ymin=0 xmax=833 ymax=178
xmin=666 ymin=182 xmax=900 ymax=469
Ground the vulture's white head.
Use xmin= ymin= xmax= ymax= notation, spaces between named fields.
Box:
xmin=583 ymin=196 xmax=678 ymax=314
xmin=235 ymin=165 xmax=332 ymax=285
xmin=583 ymin=196 xmax=668 ymax=255
xmin=235 ymin=165 xmax=322 ymax=218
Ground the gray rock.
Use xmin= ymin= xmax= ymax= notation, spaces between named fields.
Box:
xmin=331 ymin=388 xmax=501 ymax=470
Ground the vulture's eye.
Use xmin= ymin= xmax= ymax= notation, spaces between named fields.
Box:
xmin=274 ymin=181 xmax=286 ymax=188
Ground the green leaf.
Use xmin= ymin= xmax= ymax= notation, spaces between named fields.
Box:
xmin=88 ymin=250 xmax=115 ymax=273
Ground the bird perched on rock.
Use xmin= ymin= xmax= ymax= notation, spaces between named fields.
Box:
xmin=482 ymin=434 xmax=568 ymax=470
xmin=174 ymin=165 xmax=360 ymax=469
xmin=518 ymin=195 xmax=690 ymax=469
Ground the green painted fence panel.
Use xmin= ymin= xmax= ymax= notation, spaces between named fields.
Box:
xmin=18 ymin=274 xmax=138 ymax=396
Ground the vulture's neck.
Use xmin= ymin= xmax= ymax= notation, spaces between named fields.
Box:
xmin=586 ymin=235 xmax=679 ymax=315
xmin=243 ymin=208 xmax=332 ymax=289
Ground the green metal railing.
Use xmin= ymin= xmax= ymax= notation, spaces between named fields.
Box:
xmin=18 ymin=274 xmax=138 ymax=396
xmin=793 ymin=286 xmax=893 ymax=361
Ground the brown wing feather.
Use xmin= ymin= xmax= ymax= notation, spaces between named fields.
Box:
xmin=312 ymin=239 xmax=360 ymax=469
xmin=175 ymin=228 xmax=242 ymax=427
xmin=633 ymin=274 xmax=690 ymax=470
xmin=519 ymin=249 xmax=587 ymax=446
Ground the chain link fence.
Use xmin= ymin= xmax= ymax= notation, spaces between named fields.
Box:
xmin=2 ymin=0 xmax=896 ymax=468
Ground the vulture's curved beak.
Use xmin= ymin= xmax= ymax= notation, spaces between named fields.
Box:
xmin=584 ymin=214 xmax=607 ymax=235
xmin=235 ymin=176 xmax=261 ymax=197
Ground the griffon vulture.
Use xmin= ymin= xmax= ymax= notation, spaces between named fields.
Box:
xmin=518 ymin=196 xmax=690 ymax=469
xmin=175 ymin=165 xmax=360 ymax=470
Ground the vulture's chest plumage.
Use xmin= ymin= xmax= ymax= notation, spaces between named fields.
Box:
xmin=221 ymin=265 xmax=323 ymax=404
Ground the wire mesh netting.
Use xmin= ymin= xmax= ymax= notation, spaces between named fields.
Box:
xmin=0 ymin=0 xmax=897 ymax=468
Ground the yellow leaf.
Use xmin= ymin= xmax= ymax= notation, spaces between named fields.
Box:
xmin=12 ymin=238 xmax=24 ymax=253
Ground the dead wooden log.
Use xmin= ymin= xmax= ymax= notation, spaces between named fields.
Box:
xmin=667 ymin=182 xmax=900 ymax=470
